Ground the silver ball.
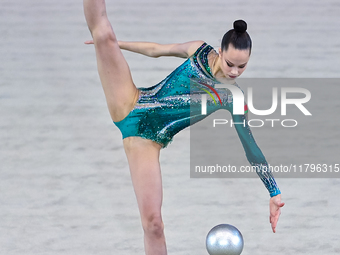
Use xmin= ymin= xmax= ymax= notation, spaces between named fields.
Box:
xmin=206 ymin=224 xmax=244 ymax=255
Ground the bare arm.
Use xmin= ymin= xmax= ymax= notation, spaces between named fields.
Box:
xmin=118 ymin=40 xmax=205 ymax=58
xmin=85 ymin=39 xmax=205 ymax=58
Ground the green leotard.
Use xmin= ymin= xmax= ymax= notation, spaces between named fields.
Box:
xmin=113 ymin=42 xmax=281 ymax=197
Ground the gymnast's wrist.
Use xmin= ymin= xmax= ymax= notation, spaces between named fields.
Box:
xmin=269 ymin=189 xmax=281 ymax=197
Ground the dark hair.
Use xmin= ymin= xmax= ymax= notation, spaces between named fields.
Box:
xmin=221 ymin=20 xmax=252 ymax=55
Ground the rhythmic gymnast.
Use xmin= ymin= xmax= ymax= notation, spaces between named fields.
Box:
xmin=83 ymin=1 xmax=285 ymax=254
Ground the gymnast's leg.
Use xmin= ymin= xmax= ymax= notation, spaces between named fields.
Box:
xmin=123 ymin=137 xmax=167 ymax=255
xmin=83 ymin=0 xmax=139 ymax=122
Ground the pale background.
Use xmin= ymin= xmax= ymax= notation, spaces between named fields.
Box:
xmin=1 ymin=0 xmax=340 ymax=254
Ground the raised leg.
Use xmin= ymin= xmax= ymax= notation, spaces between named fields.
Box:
xmin=123 ymin=137 xmax=167 ymax=255
xmin=83 ymin=0 xmax=139 ymax=122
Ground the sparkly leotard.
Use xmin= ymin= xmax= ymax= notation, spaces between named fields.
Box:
xmin=113 ymin=42 xmax=281 ymax=197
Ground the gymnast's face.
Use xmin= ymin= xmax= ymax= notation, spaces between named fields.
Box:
xmin=218 ymin=44 xmax=250 ymax=80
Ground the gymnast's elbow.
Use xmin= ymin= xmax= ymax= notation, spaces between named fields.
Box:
xmin=148 ymin=44 xmax=166 ymax=58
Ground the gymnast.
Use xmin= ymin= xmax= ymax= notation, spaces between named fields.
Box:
xmin=83 ymin=1 xmax=285 ymax=254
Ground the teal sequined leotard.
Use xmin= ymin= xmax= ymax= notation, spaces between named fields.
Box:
xmin=113 ymin=42 xmax=281 ymax=197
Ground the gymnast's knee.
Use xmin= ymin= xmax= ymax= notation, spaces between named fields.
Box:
xmin=91 ymin=27 xmax=117 ymax=45
xmin=141 ymin=214 xmax=164 ymax=238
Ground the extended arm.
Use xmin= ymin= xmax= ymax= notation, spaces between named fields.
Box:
xmin=117 ymin=41 xmax=205 ymax=58
xmin=232 ymin=113 xmax=280 ymax=196
xmin=85 ymin=39 xmax=205 ymax=58
xmin=231 ymin=113 xmax=284 ymax=232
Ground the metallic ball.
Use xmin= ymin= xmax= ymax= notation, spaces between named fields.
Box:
xmin=206 ymin=224 xmax=244 ymax=255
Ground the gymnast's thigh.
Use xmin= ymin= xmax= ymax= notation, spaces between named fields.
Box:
xmin=123 ymin=136 xmax=163 ymax=153
xmin=92 ymin=29 xmax=139 ymax=122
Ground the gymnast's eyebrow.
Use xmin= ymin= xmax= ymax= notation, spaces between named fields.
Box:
xmin=225 ymin=59 xmax=248 ymax=66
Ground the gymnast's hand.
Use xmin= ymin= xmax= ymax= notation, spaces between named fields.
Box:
xmin=84 ymin=40 xmax=123 ymax=48
xmin=84 ymin=40 xmax=94 ymax=44
xmin=269 ymin=194 xmax=285 ymax=233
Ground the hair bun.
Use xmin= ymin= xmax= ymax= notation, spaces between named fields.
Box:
xmin=233 ymin=20 xmax=247 ymax=33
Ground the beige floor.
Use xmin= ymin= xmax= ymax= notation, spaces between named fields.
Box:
xmin=1 ymin=0 xmax=340 ymax=254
